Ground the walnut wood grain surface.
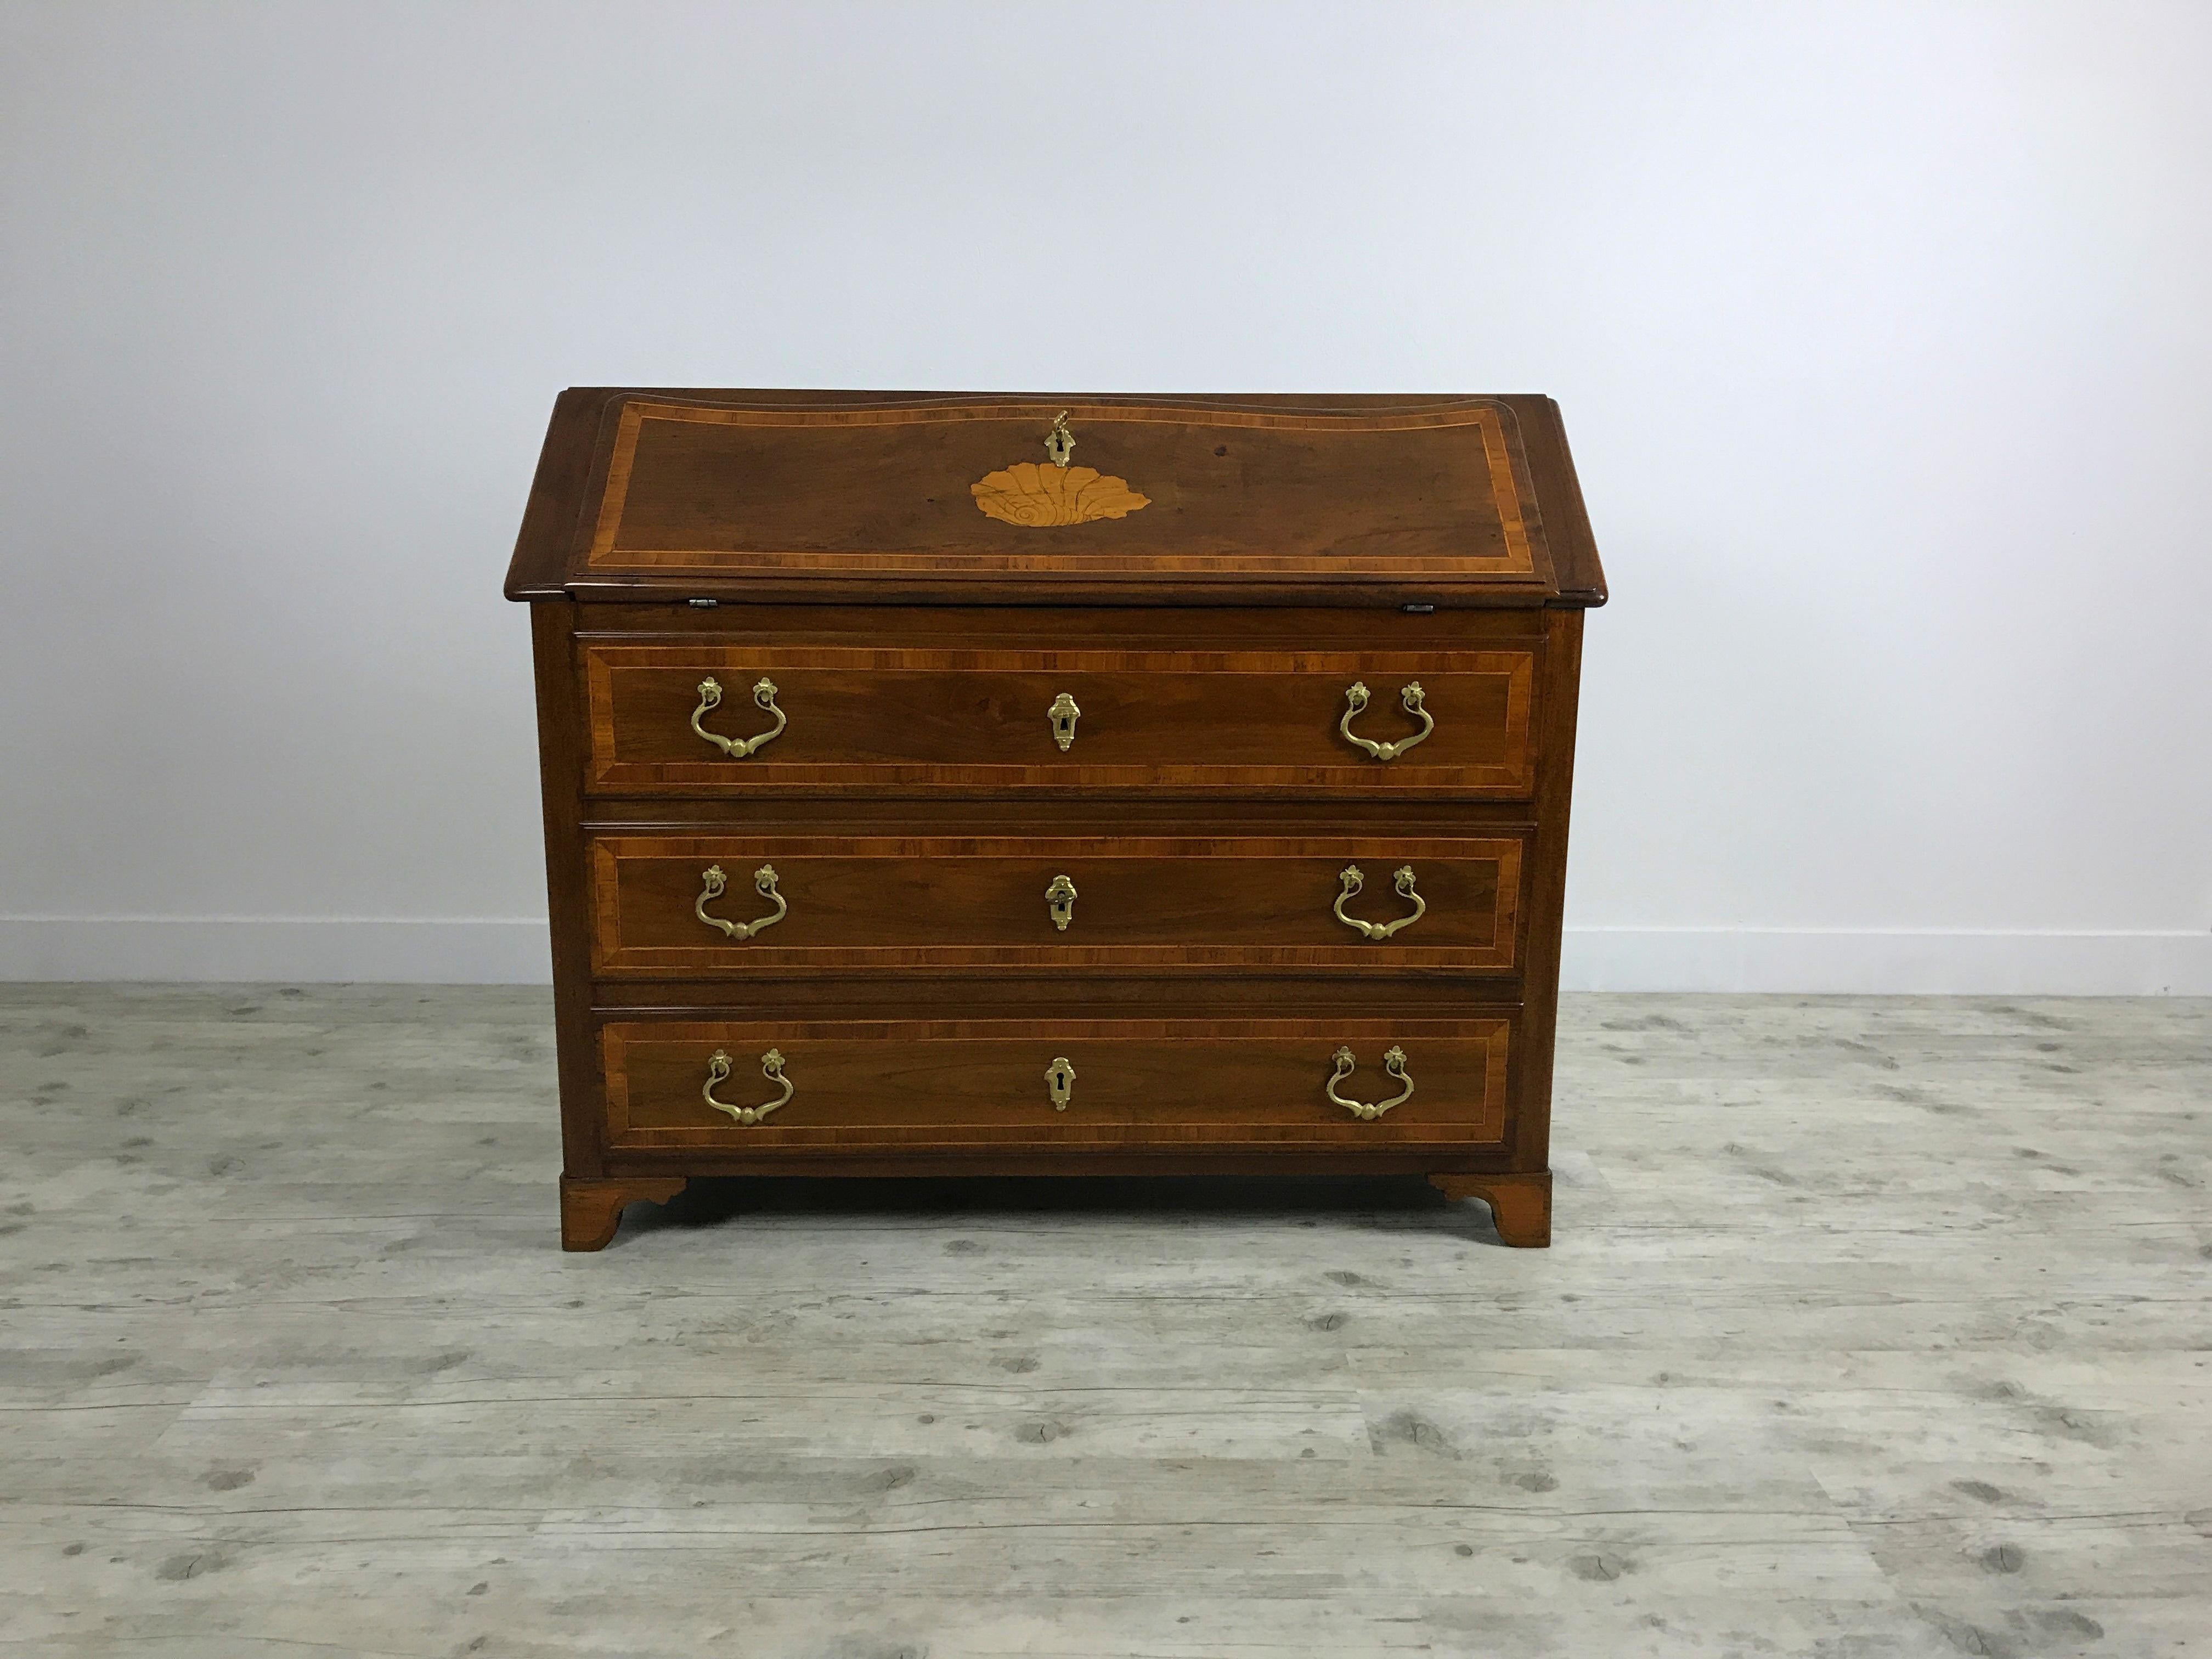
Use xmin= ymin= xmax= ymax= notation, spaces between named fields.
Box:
xmin=532 ymin=605 xmax=608 ymax=1177
xmin=586 ymin=833 xmax=1524 ymax=974
xmin=575 ymin=602 xmax=1552 ymax=647
xmin=586 ymin=398 xmax=1545 ymax=578
xmin=582 ymin=646 xmax=1538 ymax=797
xmin=505 ymin=389 xmax=1609 ymax=607
xmin=600 ymin=1018 xmax=1514 ymax=1153
xmin=1517 ymin=397 xmax=1608 ymax=606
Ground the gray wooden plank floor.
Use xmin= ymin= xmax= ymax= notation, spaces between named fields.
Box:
xmin=1 ymin=988 xmax=2206 ymax=1658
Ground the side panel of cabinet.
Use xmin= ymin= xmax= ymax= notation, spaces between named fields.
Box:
xmin=1506 ymin=607 xmax=1583 ymax=1172
xmin=533 ymin=602 xmax=608 ymax=1175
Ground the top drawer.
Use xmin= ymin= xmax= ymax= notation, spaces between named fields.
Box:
xmin=579 ymin=644 xmax=1541 ymax=797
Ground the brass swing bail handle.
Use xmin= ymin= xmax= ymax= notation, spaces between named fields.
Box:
xmin=1334 ymin=864 xmax=1426 ymax=940
xmin=691 ymin=676 xmax=787 ymax=758
xmin=696 ymin=864 xmax=787 ymax=941
xmin=703 ymin=1047 xmax=794 ymax=1125
xmin=1340 ymin=680 xmax=1434 ymax=761
xmin=1327 ymin=1045 xmax=1414 ymax=1121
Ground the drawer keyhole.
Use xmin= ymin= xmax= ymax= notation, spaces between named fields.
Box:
xmin=1046 ymin=1056 xmax=1077 ymax=1111
xmin=1046 ymin=874 xmax=1078 ymax=931
xmin=1048 ymin=692 xmax=1081 ymax=752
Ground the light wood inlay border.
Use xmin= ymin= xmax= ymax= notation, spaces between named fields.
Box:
xmin=580 ymin=646 xmax=1539 ymax=797
xmin=601 ymin=1018 xmax=1514 ymax=1152
xmin=585 ymin=834 xmax=1525 ymax=975
xmin=586 ymin=400 xmax=1538 ymax=578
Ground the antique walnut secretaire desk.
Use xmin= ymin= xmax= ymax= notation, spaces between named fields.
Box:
xmin=505 ymin=391 xmax=1606 ymax=1250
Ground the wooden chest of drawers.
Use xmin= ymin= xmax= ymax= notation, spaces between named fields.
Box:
xmin=506 ymin=391 xmax=1605 ymax=1250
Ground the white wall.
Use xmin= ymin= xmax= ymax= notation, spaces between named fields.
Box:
xmin=3 ymin=1 xmax=2207 ymax=992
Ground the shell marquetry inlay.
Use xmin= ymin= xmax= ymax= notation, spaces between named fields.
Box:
xmin=970 ymin=462 xmax=1150 ymax=527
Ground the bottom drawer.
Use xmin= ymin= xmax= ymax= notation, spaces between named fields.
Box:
xmin=601 ymin=1018 xmax=1513 ymax=1153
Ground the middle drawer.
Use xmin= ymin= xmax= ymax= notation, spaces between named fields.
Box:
xmin=587 ymin=832 xmax=1527 ymax=975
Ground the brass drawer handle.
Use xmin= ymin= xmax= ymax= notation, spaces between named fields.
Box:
xmin=1327 ymin=1045 xmax=1413 ymax=1120
xmin=703 ymin=1047 xmax=792 ymax=1124
xmin=691 ymin=676 xmax=787 ymax=758
xmin=1046 ymin=1056 xmax=1076 ymax=1110
xmin=1046 ymin=874 xmax=1078 ymax=931
xmin=695 ymin=863 xmax=787 ymax=941
xmin=1048 ymin=692 xmax=1081 ymax=752
xmin=1340 ymin=680 xmax=1433 ymax=761
xmin=1334 ymin=864 xmax=1426 ymax=940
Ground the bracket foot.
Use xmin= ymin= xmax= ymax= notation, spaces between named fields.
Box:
xmin=1428 ymin=1170 xmax=1551 ymax=1247
xmin=560 ymin=1175 xmax=687 ymax=1251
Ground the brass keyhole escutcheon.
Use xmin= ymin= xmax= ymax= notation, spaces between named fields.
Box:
xmin=1048 ymin=692 xmax=1080 ymax=752
xmin=1046 ymin=874 xmax=1077 ymax=932
xmin=1043 ymin=410 xmax=1075 ymax=468
xmin=1046 ymin=1056 xmax=1076 ymax=1111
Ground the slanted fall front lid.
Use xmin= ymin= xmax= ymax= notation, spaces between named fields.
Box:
xmin=507 ymin=391 xmax=1605 ymax=605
